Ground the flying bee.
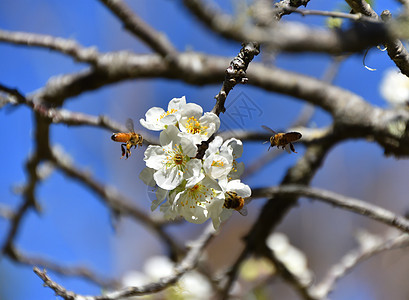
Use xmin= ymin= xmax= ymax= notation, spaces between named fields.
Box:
xmin=111 ymin=118 xmax=143 ymax=159
xmin=224 ymin=191 xmax=248 ymax=216
xmin=261 ymin=125 xmax=302 ymax=153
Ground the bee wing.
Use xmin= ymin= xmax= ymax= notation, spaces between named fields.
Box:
xmin=125 ymin=118 xmax=135 ymax=133
xmin=238 ymin=205 xmax=248 ymax=216
xmin=261 ymin=125 xmax=277 ymax=135
xmin=285 ymin=132 xmax=302 ymax=142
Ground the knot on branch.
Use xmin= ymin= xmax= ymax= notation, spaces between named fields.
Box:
xmin=226 ymin=42 xmax=260 ymax=87
xmin=289 ymin=0 xmax=310 ymax=7
xmin=213 ymin=42 xmax=260 ymax=115
xmin=382 ymin=116 xmax=409 ymax=156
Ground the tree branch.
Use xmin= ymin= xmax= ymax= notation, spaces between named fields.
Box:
xmin=312 ymin=233 xmax=409 ymax=298
xmin=252 ymin=184 xmax=409 ymax=233
xmin=345 ymin=0 xmax=409 ymax=77
xmin=34 ymin=223 xmax=216 ymax=300
xmin=183 ymin=0 xmax=390 ymax=53
xmin=0 ymin=29 xmax=100 ymax=64
xmin=98 ymin=0 xmax=178 ymax=59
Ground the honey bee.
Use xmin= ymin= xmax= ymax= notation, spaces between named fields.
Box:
xmin=224 ymin=191 xmax=248 ymax=216
xmin=261 ymin=125 xmax=302 ymax=153
xmin=111 ymin=118 xmax=143 ymax=159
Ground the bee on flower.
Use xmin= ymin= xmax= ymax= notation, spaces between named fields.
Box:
xmin=139 ymin=96 xmax=250 ymax=229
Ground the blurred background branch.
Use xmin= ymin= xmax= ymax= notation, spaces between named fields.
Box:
xmin=1 ymin=0 xmax=409 ymax=299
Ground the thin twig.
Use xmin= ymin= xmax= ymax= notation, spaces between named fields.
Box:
xmin=312 ymin=233 xmax=409 ymax=298
xmin=252 ymin=184 xmax=409 ymax=233
xmin=0 ymin=29 xmax=100 ymax=64
xmin=16 ymin=250 xmax=120 ymax=289
xmin=34 ymin=223 xmax=216 ymax=300
xmin=183 ymin=0 xmax=389 ymax=53
xmin=98 ymin=0 xmax=177 ymax=60
xmin=345 ymin=0 xmax=409 ymax=77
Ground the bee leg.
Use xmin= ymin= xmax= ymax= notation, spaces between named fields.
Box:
xmin=120 ymin=144 xmax=126 ymax=159
xmin=290 ymin=143 xmax=297 ymax=153
xmin=125 ymin=143 xmax=132 ymax=159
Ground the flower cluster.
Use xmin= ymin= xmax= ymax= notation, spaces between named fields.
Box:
xmin=139 ymin=96 xmax=251 ymax=229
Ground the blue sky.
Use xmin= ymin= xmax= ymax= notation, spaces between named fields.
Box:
xmin=1 ymin=1 xmax=409 ymax=299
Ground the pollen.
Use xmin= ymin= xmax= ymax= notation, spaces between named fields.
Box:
xmin=159 ymin=108 xmax=178 ymax=120
xmin=186 ymin=116 xmax=208 ymax=134
xmin=211 ymin=160 xmax=224 ymax=167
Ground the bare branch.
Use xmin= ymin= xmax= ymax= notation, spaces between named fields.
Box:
xmin=34 ymin=267 xmax=77 ymax=300
xmin=345 ymin=0 xmax=409 ymax=77
xmin=1 ymin=112 xmax=53 ymax=258
xmin=312 ymin=233 xmax=409 ymax=298
xmin=0 ymin=29 xmax=100 ymax=64
xmin=221 ymin=142 xmax=335 ymax=298
xmin=34 ymin=223 xmax=216 ymax=300
xmin=15 ymin=250 xmax=120 ymax=289
xmin=183 ymin=0 xmax=390 ymax=54
xmin=284 ymin=7 xmax=376 ymax=21
xmin=98 ymin=0 xmax=178 ymax=59
xmin=265 ymin=250 xmax=316 ymax=300
xmin=252 ymin=184 xmax=409 ymax=233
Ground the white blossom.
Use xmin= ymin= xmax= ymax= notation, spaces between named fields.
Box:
xmin=380 ymin=68 xmax=409 ymax=107
xmin=221 ymin=138 xmax=245 ymax=180
xmin=203 ymin=136 xmax=233 ymax=180
xmin=172 ymin=176 xmax=225 ymax=229
xmin=213 ymin=179 xmax=252 ymax=228
xmin=178 ymin=103 xmax=220 ymax=144
xmin=140 ymin=96 xmax=186 ymax=130
xmin=139 ymin=96 xmax=249 ymax=228
xmin=143 ymin=125 xmax=200 ymax=190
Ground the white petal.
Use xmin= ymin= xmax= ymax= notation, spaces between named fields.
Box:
xmin=178 ymin=131 xmax=203 ymax=145
xmin=222 ymin=138 xmax=243 ymax=158
xmin=139 ymin=167 xmax=156 ymax=187
xmin=139 ymin=107 xmax=166 ymax=131
xmin=179 ymin=136 xmax=198 ymax=157
xmin=184 ymin=159 xmax=205 ymax=187
xmin=160 ymin=114 xmax=178 ymax=126
xmin=159 ymin=125 xmax=181 ymax=146
xmin=200 ymin=112 xmax=220 ymax=133
xmin=203 ymin=153 xmax=232 ymax=180
xmin=204 ymin=136 xmax=223 ymax=159
xmin=227 ymin=180 xmax=252 ymax=197
xmin=144 ymin=146 xmax=167 ymax=170
xmin=154 ymin=166 xmax=183 ymax=190
xmin=180 ymin=103 xmax=203 ymax=119
xmin=168 ymin=96 xmax=186 ymax=110
xmin=151 ymin=188 xmax=168 ymax=211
